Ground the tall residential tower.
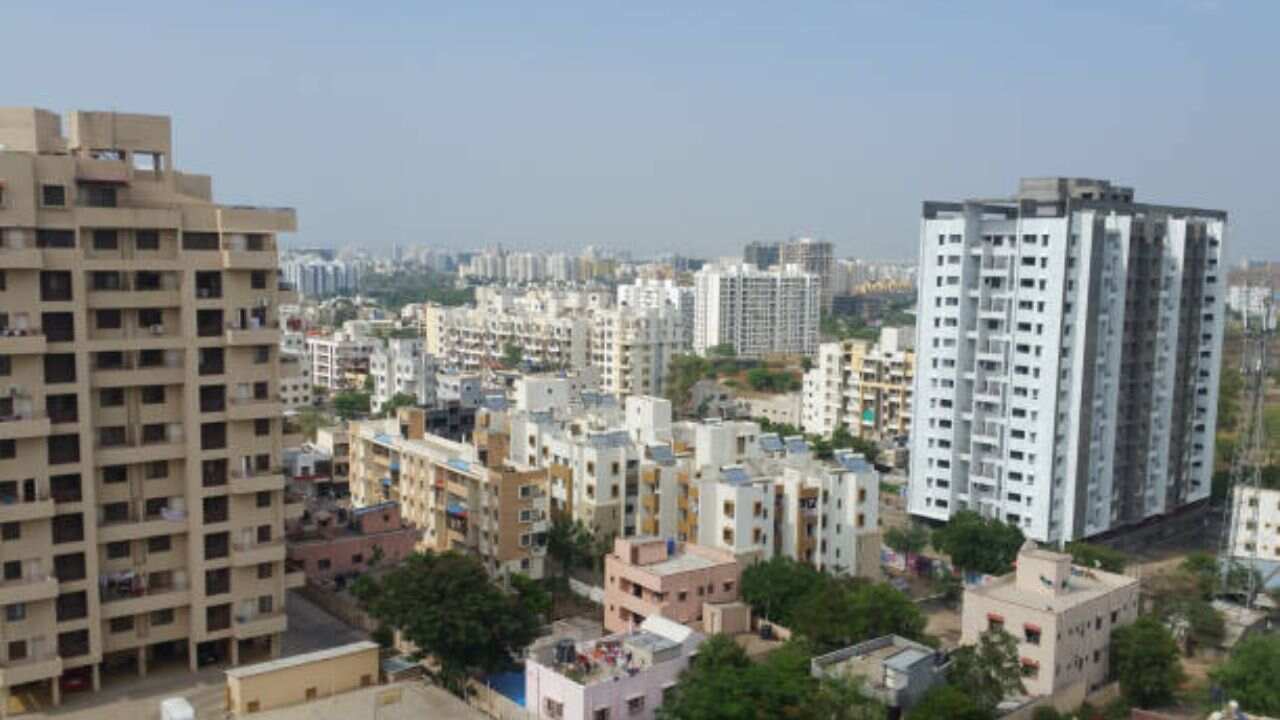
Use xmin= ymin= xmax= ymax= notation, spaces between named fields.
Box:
xmin=909 ymin=178 xmax=1226 ymax=543
xmin=0 ymin=108 xmax=301 ymax=704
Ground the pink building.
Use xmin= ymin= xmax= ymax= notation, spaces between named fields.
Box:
xmin=603 ymin=537 xmax=741 ymax=634
xmin=526 ymin=616 xmax=703 ymax=720
xmin=286 ymin=501 xmax=421 ymax=582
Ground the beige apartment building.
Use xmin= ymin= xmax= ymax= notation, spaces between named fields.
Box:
xmin=961 ymin=543 xmax=1139 ymax=697
xmin=803 ymin=327 xmax=915 ymax=440
xmin=348 ymin=408 xmax=551 ymax=579
xmin=0 ymin=108 xmax=303 ymax=707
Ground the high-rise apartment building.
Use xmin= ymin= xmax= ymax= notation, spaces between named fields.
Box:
xmin=693 ymin=263 xmax=821 ymax=359
xmin=589 ymin=306 xmax=684 ymax=398
xmin=369 ymin=338 xmax=438 ymax=413
xmin=617 ymin=278 xmax=696 ymax=348
xmin=0 ymin=108 xmax=303 ymax=704
xmin=909 ymin=178 xmax=1226 ymax=543
xmin=779 ymin=237 xmax=834 ymax=313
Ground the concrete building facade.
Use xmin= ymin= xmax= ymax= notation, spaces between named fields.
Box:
xmin=910 ymin=178 xmax=1226 ymax=543
xmin=0 ymin=108 xmax=302 ymax=705
xmin=693 ymin=263 xmax=821 ymax=359
xmin=602 ymin=537 xmax=741 ymax=634
xmin=802 ymin=327 xmax=915 ymax=440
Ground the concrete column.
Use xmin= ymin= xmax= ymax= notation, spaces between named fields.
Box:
xmin=50 ymin=678 xmax=61 ymax=707
xmin=188 ymin=640 xmax=199 ymax=673
xmin=91 ymin=664 xmax=101 ymax=692
xmin=137 ymin=647 xmax=148 ymax=677
xmin=1 ymin=685 xmax=9 ymax=719
xmin=270 ymin=633 xmax=282 ymax=659
xmin=230 ymin=639 xmax=240 ymax=667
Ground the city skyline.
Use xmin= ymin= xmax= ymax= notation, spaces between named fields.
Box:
xmin=5 ymin=1 xmax=1277 ymax=262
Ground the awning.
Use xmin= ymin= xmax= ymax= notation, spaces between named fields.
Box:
xmin=1020 ymin=657 xmax=1039 ymax=668
xmin=987 ymin=613 xmax=1005 ymax=623
xmin=1023 ymin=623 xmax=1041 ymax=633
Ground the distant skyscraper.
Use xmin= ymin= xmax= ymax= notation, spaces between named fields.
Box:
xmin=743 ymin=241 xmax=780 ymax=269
xmin=910 ymin=177 xmax=1227 ymax=543
xmin=780 ymin=237 xmax=834 ymax=313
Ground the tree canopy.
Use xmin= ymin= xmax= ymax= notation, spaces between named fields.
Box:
xmin=790 ymin=579 xmax=926 ymax=654
xmin=947 ymin=629 xmax=1025 ymax=714
xmin=359 ymin=551 xmax=542 ymax=694
xmin=333 ymin=390 xmax=371 ymax=420
xmin=1110 ymin=615 xmax=1184 ymax=709
xmin=1065 ymin=542 xmax=1128 ymax=573
xmin=931 ymin=510 xmax=1025 ymax=575
xmin=546 ymin=516 xmax=594 ymax=581
xmin=907 ymin=684 xmax=988 ymax=720
xmin=740 ymin=556 xmax=827 ymax=625
xmin=501 ymin=341 xmax=524 ymax=369
xmin=657 ymin=637 xmax=883 ymax=720
xmin=1209 ymin=634 xmax=1280 ymax=716
xmin=380 ymin=392 xmax=417 ymax=417
xmin=884 ymin=523 xmax=930 ymax=568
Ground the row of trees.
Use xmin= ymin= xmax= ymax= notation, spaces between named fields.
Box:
xmin=754 ymin=419 xmax=881 ymax=463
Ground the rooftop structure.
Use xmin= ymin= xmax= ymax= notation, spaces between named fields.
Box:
xmin=603 ymin=537 xmax=741 ymax=633
xmin=810 ymin=635 xmax=948 ymax=715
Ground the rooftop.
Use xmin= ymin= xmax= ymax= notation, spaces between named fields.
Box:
xmin=225 ymin=641 xmax=379 ymax=679
xmin=531 ymin=617 xmax=699 ymax=687
xmin=246 ymin=681 xmax=482 ymax=720
xmin=968 ymin=564 xmax=1137 ymax=613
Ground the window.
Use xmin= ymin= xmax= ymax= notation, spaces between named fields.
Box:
xmin=544 ymin=699 xmax=565 ymax=719
xmin=8 ymin=640 xmax=27 ymax=662
xmin=148 ymin=536 xmax=171 ymax=553
xmin=305 ymin=688 xmax=317 ymax=701
xmin=254 ymin=418 xmax=271 ymax=437
xmin=5 ymin=603 xmax=26 ymax=622
xmin=151 ymin=608 xmax=175 ymax=626
xmin=1020 ymin=660 xmax=1039 ymax=678
xmin=987 ymin=614 xmax=1004 ymax=632
xmin=109 ymin=616 xmax=135 ymax=634
xmin=140 ymin=385 xmax=166 ymax=405
xmin=92 ymin=230 xmax=119 ymax=250
xmin=0 ymin=440 xmax=12 ymax=460
xmin=146 ymin=461 xmax=168 ymax=480
xmin=257 ymin=563 xmax=274 ymax=579
xmin=318 ymin=559 xmax=331 ymax=571
xmin=41 ymin=184 xmax=66 ymax=207
xmin=1 ymin=523 xmax=18 ymax=541
xmin=1024 ymin=625 xmax=1041 ymax=645
xmin=106 ymin=541 xmax=131 ymax=560
xmin=0 ymin=355 xmax=7 ymax=377
xmin=258 ymin=595 xmax=273 ymax=614
xmin=96 ymin=309 xmax=122 ymax=330
xmin=256 ymin=491 xmax=272 ymax=508
xmin=627 ymin=695 xmax=645 ymax=714
xmin=594 ymin=708 xmax=611 ymax=720
xmin=135 ymin=230 xmax=160 ymax=250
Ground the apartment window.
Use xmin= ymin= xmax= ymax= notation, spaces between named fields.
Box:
xmin=254 ymin=418 xmax=271 ymax=437
xmin=627 ymin=696 xmax=645 ymax=714
xmin=151 ymin=608 xmax=174 ymax=626
xmin=140 ymin=385 xmax=166 ymax=405
xmin=258 ymin=595 xmax=274 ymax=614
xmin=1020 ymin=660 xmax=1039 ymax=679
xmin=0 ymin=356 xmax=9 ymax=376
xmin=41 ymin=184 xmax=66 ymax=207
xmin=544 ymin=699 xmax=565 ymax=719
xmin=251 ymin=271 xmax=268 ymax=290
xmin=40 ymin=271 xmax=73 ymax=302
xmin=135 ymin=230 xmax=160 ymax=250
xmin=1024 ymin=625 xmax=1041 ymax=645
xmin=5 ymin=603 xmax=26 ymax=623
xmin=1 ymin=523 xmax=18 ymax=541
xmin=0 ymin=440 xmax=12 ymax=460
xmin=109 ymin=616 xmax=135 ymax=634
xmin=146 ymin=461 xmax=168 ymax=480
xmin=99 ymin=388 xmax=125 ymax=407
xmin=106 ymin=541 xmax=131 ymax=560
xmin=148 ymin=536 xmax=171 ymax=553
xmin=256 ymin=491 xmax=272 ymax=508
xmin=987 ymin=614 xmax=1004 ymax=633
xmin=92 ymin=230 xmax=119 ymax=250
xmin=318 ymin=559 xmax=331 ymax=571
xmin=593 ymin=708 xmax=611 ymax=720
xmin=8 ymin=641 xmax=27 ymax=662
xmin=257 ymin=563 xmax=274 ymax=579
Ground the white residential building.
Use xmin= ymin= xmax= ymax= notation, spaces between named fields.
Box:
xmin=693 ymin=263 xmax=821 ymax=359
xmin=590 ymin=305 xmax=684 ymax=397
xmin=802 ymin=327 xmax=915 ymax=440
xmin=280 ymin=350 xmax=313 ymax=409
xmin=1227 ymin=486 xmax=1280 ymax=590
xmin=909 ymin=178 xmax=1227 ymax=543
xmin=306 ymin=330 xmax=380 ymax=392
xmin=618 ymin=278 xmax=696 ymax=347
xmin=369 ymin=338 xmax=439 ymax=412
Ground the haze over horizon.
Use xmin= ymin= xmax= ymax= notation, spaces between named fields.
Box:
xmin=5 ymin=1 xmax=1277 ymax=262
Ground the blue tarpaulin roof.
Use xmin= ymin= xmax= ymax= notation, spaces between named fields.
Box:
xmin=447 ymin=502 xmax=468 ymax=516
xmin=447 ymin=458 xmax=471 ymax=473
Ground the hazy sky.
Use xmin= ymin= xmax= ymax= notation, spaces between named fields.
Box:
xmin=5 ymin=1 xmax=1276 ymax=261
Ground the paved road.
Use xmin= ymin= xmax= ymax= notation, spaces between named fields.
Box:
xmin=20 ymin=591 xmax=369 ymax=720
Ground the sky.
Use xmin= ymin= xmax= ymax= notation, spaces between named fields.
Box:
xmin=4 ymin=1 xmax=1277 ymax=261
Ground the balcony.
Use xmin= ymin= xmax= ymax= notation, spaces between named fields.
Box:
xmin=95 ymin=437 xmax=186 ymax=467
xmin=0 ymin=246 xmax=43 ymax=269
xmin=92 ymin=361 xmax=185 ymax=388
xmin=0 ymin=492 xmax=55 ymax=523
xmin=225 ymin=323 xmax=280 ymax=346
xmin=231 ymin=540 xmax=286 ymax=567
xmin=284 ymin=559 xmax=306 ymax=589
xmin=97 ymin=510 xmax=189 ymax=544
xmin=0 ymin=413 xmax=51 ymax=441
xmin=87 ymin=289 xmax=182 ymax=309
xmin=233 ymin=611 xmax=287 ymax=639
xmin=227 ymin=396 xmax=283 ymax=422
xmin=0 ymin=574 xmax=59 ymax=604
xmin=284 ymin=492 xmax=305 ymax=521
xmin=0 ymin=330 xmax=47 ymax=355
xmin=0 ymin=654 xmax=63 ymax=688
xmin=76 ymin=156 xmax=132 ymax=185
xmin=229 ymin=469 xmax=285 ymax=494
xmin=100 ymin=583 xmax=191 ymax=619
xmin=278 ymin=283 xmax=299 ymax=304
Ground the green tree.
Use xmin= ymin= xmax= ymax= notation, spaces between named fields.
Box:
xmin=295 ymin=407 xmax=326 ymax=440
xmin=791 ymin=580 xmax=925 ymax=653
xmin=333 ymin=390 xmax=371 ymax=419
xmin=1209 ymin=634 xmax=1280 ymax=716
xmin=657 ymin=634 xmax=756 ymax=719
xmin=546 ymin=517 xmax=593 ymax=582
xmin=1145 ymin=568 xmax=1226 ymax=649
xmin=931 ymin=510 xmax=1025 ymax=575
xmin=1111 ymin=616 xmax=1184 ymax=708
xmin=664 ymin=354 xmax=712 ymax=411
xmin=709 ymin=343 xmax=737 ymax=358
xmin=380 ymin=392 xmax=417 ymax=417
xmin=363 ymin=374 xmax=375 ymax=392
xmin=948 ymin=629 xmax=1025 ymax=714
xmin=501 ymin=341 xmax=524 ymax=369
xmin=1065 ymin=542 xmax=1128 ymax=573
xmin=739 ymin=556 xmax=828 ymax=625
xmin=884 ymin=523 xmax=929 ymax=573
xmin=801 ymin=356 xmax=814 ymax=372
xmin=361 ymin=551 xmax=541 ymax=695
xmin=907 ymin=685 xmax=988 ymax=720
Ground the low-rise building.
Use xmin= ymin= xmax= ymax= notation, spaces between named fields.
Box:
xmin=370 ymin=337 xmax=439 ymax=413
xmin=1227 ymin=486 xmax=1280 ymax=590
xmin=961 ymin=543 xmax=1140 ymax=697
xmin=526 ymin=617 xmax=703 ymax=720
xmin=225 ymin=641 xmax=380 ymax=717
xmin=810 ymin=635 xmax=949 ymax=718
xmin=307 ymin=330 xmax=380 ymax=392
xmin=603 ymin=537 xmax=741 ymax=634
xmin=286 ymin=502 xmax=420 ymax=583
xmin=737 ymin=391 xmax=803 ymax=427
